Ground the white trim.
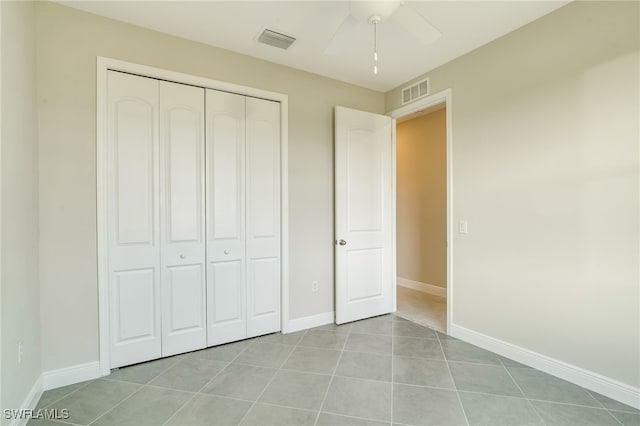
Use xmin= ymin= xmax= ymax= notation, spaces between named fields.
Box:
xmin=280 ymin=97 xmax=291 ymax=334
xmin=9 ymin=375 xmax=43 ymax=426
xmin=42 ymin=361 xmax=103 ymax=390
xmin=0 ymin=0 xmax=3 ymax=415
xmin=388 ymin=88 xmax=453 ymax=333
xmin=397 ymin=277 xmax=447 ymax=298
xmin=42 ymin=361 xmax=102 ymax=391
xmin=96 ymin=56 xmax=289 ymax=375
xmin=391 ymin=120 xmax=397 ymax=312
xmin=96 ymin=58 xmax=109 ymax=377
xmin=8 ymin=362 xmax=102 ymax=425
xmin=285 ymin=311 xmax=335 ymax=333
xmin=450 ymin=324 xmax=640 ymax=410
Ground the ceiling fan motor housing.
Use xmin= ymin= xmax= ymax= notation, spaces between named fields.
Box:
xmin=350 ymin=1 xmax=402 ymax=23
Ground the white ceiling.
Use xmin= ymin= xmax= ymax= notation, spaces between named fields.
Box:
xmin=57 ymin=0 xmax=570 ymax=92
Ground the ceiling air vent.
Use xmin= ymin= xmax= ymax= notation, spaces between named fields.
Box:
xmin=401 ymin=77 xmax=430 ymax=105
xmin=258 ymin=29 xmax=296 ymax=50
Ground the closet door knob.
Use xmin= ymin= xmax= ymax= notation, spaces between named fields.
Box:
xmin=224 ymin=249 xmax=230 ymax=255
xmin=179 ymin=254 xmax=186 ymax=259
xmin=338 ymin=239 xmax=347 ymax=246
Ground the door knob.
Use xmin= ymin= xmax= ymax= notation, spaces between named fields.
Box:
xmin=224 ymin=249 xmax=229 ymax=255
xmin=338 ymin=239 xmax=347 ymax=246
xmin=179 ymin=254 xmax=186 ymax=259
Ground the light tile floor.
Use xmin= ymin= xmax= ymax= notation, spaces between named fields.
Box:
xmin=30 ymin=315 xmax=639 ymax=426
xmin=396 ymin=286 xmax=447 ymax=332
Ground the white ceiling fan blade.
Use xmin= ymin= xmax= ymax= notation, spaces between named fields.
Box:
xmin=390 ymin=3 xmax=441 ymax=46
xmin=324 ymin=14 xmax=361 ymax=54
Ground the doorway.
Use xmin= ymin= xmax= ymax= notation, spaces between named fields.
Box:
xmin=389 ymin=90 xmax=452 ymax=333
xmin=395 ymin=105 xmax=447 ymax=331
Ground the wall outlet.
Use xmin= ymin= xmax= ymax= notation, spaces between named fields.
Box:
xmin=18 ymin=342 xmax=23 ymax=364
xmin=311 ymin=281 xmax=319 ymax=292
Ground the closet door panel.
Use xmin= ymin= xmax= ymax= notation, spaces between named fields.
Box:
xmin=160 ymin=81 xmax=206 ymax=357
xmin=246 ymin=97 xmax=281 ymax=337
xmin=115 ymin=101 xmax=155 ymax=245
xmin=109 ymin=269 xmax=160 ymax=366
xmin=249 ymin=258 xmax=279 ymax=317
xmin=206 ymin=89 xmax=247 ymax=346
xmin=207 ymin=260 xmax=244 ymax=344
xmin=165 ymin=264 xmax=204 ymax=331
xmin=107 ymin=71 xmax=162 ymax=368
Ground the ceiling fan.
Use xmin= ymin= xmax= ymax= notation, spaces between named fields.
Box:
xmin=325 ymin=1 xmax=441 ymax=74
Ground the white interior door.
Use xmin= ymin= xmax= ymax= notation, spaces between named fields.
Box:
xmin=246 ymin=97 xmax=281 ymax=337
xmin=107 ymin=71 xmax=162 ymax=368
xmin=335 ymin=106 xmax=394 ymax=325
xmin=206 ymin=89 xmax=247 ymax=346
xmin=159 ymin=81 xmax=206 ymax=356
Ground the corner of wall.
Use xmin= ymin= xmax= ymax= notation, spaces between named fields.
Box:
xmin=1 ymin=0 xmax=43 ymax=422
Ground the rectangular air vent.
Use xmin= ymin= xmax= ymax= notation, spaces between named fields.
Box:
xmin=258 ymin=29 xmax=296 ymax=50
xmin=401 ymin=77 xmax=430 ymax=105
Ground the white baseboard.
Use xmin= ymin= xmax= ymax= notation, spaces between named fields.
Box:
xmin=8 ymin=362 xmax=102 ymax=425
xmin=42 ymin=361 xmax=102 ymax=391
xmin=10 ymin=374 xmax=43 ymax=426
xmin=284 ymin=311 xmax=335 ymax=333
xmin=450 ymin=324 xmax=640 ymax=410
xmin=397 ymin=277 xmax=447 ymax=298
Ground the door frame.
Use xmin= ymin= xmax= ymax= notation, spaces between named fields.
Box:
xmin=388 ymin=88 xmax=453 ymax=333
xmin=96 ymin=57 xmax=290 ymax=376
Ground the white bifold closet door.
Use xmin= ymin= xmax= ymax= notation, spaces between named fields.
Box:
xmin=107 ymin=71 xmax=206 ymax=368
xmin=206 ymin=90 xmax=281 ymax=346
xmin=205 ymin=90 xmax=246 ymax=346
xmin=245 ymin=97 xmax=281 ymax=337
xmin=159 ymin=80 xmax=206 ymax=357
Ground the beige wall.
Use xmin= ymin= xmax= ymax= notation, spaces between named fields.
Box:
xmin=1 ymin=0 xmax=41 ymax=418
xmin=396 ymin=109 xmax=447 ymax=288
xmin=387 ymin=1 xmax=639 ymax=388
xmin=36 ymin=2 xmax=384 ymax=371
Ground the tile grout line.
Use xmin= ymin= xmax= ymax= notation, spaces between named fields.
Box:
xmin=498 ymin=353 xmax=632 ymax=423
xmin=160 ymin=347 xmax=249 ymax=426
xmin=191 ymin=329 xmax=310 ymax=425
xmin=390 ymin=316 xmax=395 ymax=425
xmin=89 ymin=342 xmax=235 ymax=426
xmin=582 ymin=389 xmax=625 ymax=426
xmin=250 ymin=400 xmax=317 ymax=413
xmin=394 ymin=305 xmax=445 ymax=333
xmin=320 ymin=409 xmax=393 ymax=425
xmin=195 ymin=339 xmax=256 ymax=394
xmin=53 ymin=320 xmax=637 ymax=426
xmin=500 ymin=356 xmax=548 ymax=425
xmin=85 ymin=383 xmax=143 ymax=426
xmin=441 ymin=358 xmax=503 ymax=367
xmin=607 ymin=410 xmax=625 ymax=426
xmin=525 ymin=397 xmax=636 ymax=413
xmin=584 ymin=389 xmax=635 ymax=422
xmin=235 ymin=332 xmax=304 ymax=425
xmin=436 ymin=330 xmax=470 ymax=426
xmin=584 ymin=389 xmax=640 ymax=414
xmin=608 ymin=407 xmax=640 ymax=416
xmin=38 ymin=379 xmax=94 ymax=410
xmin=165 ymin=330 xmax=310 ymax=425
xmin=312 ymin=320 xmax=352 ymax=426
xmin=37 ymin=418 xmax=85 ymax=426
xmin=86 ymin=357 xmax=182 ymax=426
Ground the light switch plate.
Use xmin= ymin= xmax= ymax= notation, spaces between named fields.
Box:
xmin=458 ymin=219 xmax=468 ymax=234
